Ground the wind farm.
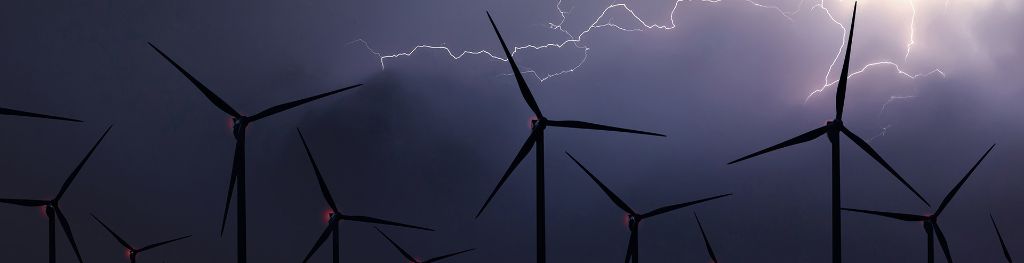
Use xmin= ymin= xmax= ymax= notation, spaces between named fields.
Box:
xmin=1 ymin=0 xmax=1022 ymax=262
xmin=566 ymin=151 xmax=729 ymax=262
xmin=91 ymin=213 xmax=191 ymax=263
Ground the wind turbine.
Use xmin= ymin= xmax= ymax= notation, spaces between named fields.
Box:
xmin=842 ymin=144 xmax=995 ymax=263
xmin=990 ymin=214 xmax=1013 ymax=262
xmin=148 ymin=43 xmax=363 ymax=263
xmin=0 ymin=125 xmax=112 ymax=263
xmin=297 ymin=129 xmax=434 ymax=263
xmin=725 ymin=3 xmax=929 ymax=262
xmin=477 ymin=12 xmax=665 ymax=263
xmin=91 ymin=214 xmax=191 ymax=263
xmin=694 ymin=212 xmax=718 ymax=263
xmin=375 ymin=227 xmax=475 ymax=263
xmin=1 ymin=106 xmax=81 ymax=122
xmin=566 ymin=152 xmax=730 ymax=262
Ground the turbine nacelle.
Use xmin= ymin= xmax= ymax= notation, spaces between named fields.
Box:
xmin=231 ymin=117 xmax=249 ymax=140
xmin=529 ymin=116 xmax=548 ymax=130
xmin=627 ymin=214 xmax=639 ymax=231
xmin=326 ymin=211 xmax=340 ymax=223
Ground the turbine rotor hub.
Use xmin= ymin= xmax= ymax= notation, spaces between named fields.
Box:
xmin=232 ymin=117 xmax=249 ymax=139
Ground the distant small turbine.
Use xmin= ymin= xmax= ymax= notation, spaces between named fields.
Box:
xmin=0 ymin=125 xmax=112 ymax=263
xmin=297 ymin=129 xmax=434 ymax=263
xmin=478 ymin=12 xmax=665 ymax=263
xmin=566 ymin=152 xmax=730 ymax=262
xmin=1 ymin=106 xmax=81 ymax=122
xmin=375 ymin=227 xmax=474 ymax=263
xmin=91 ymin=214 xmax=190 ymax=263
xmin=843 ymin=144 xmax=995 ymax=263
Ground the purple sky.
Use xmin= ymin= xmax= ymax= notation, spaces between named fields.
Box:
xmin=1 ymin=0 xmax=1021 ymax=262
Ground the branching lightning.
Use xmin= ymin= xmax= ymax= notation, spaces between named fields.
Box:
xmin=355 ymin=0 xmax=948 ymax=134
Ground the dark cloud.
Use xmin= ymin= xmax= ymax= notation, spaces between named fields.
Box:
xmin=2 ymin=0 xmax=1021 ymax=262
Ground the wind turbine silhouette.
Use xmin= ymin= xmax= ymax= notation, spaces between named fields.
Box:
xmin=726 ymin=3 xmax=929 ymax=262
xmin=148 ymin=43 xmax=362 ymax=263
xmin=477 ymin=12 xmax=665 ymax=263
xmin=91 ymin=214 xmax=191 ymax=263
xmin=0 ymin=125 xmax=112 ymax=263
xmin=375 ymin=227 xmax=475 ymax=263
xmin=842 ymin=144 xmax=995 ymax=263
xmin=1 ymin=106 xmax=81 ymax=122
xmin=990 ymin=214 xmax=1013 ymax=262
xmin=297 ymin=129 xmax=434 ymax=263
xmin=694 ymin=212 xmax=718 ymax=263
xmin=566 ymin=152 xmax=730 ymax=262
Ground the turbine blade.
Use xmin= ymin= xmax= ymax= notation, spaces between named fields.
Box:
xmin=926 ymin=223 xmax=935 ymax=262
xmin=835 ymin=2 xmax=857 ymax=120
xmin=565 ymin=152 xmax=636 ymax=214
xmin=630 ymin=231 xmax=640 ymax=263
xmin=935 ymin=144 xmax=995 ymax=216
xmin=840 ymin=208 xmax=927 ymax=221
xmin=933 ymin=223 xmax=953 ymax=263
xmin=375 ymin=227 xmax=417 ymax=262
xmin=424 ymin=248 xmax=475 ymax=263
xmin=55 ymin=207 xmax=84 ymax=263
xmin=476 ymin=129 xmax=538 ymax=218
xmin=728 ymin=126 xmax=827 ymax=165
xmin=91 ymin=214 xmax=133 ymax=250
xmin=249 ymin=84 xmax=363 ymax=122
xmin=219 ymin=139 xmax=244 ymax=236
xmin=990 ymin=214 xmax=1013 ymax=262
xmin=341 ymin=215 xmax=434 ymax=231
xmin=55 ymin=125 xmax=112 ymax=201
xmin=841 ymin=126 xmax=930 ymax=207
xmin=0 ymin=198 xmax=48 ymax=207
xmin=139 ymin=235 xmax=191 ymax=252
xmin=0 ymin=107 xmax=81 ymax=122
xmin=486 ymin=11 xmax=543 ymax=117
xmin=302 ymin=221 xmax=336 ymax=263
xmin=641 ymin=194 xmax=731 ymax=219
xmin=623 ymin=232 xmax=636 ymax=263
xmin=547 ymin=120 xmax=665 ymax=137
xmin=297 ymin=129 xmax=339 ymax=212
xmin=695 ymin=212 xmax=718 ymax=263
xmin=148 ymin=42 xmax=242 ymax=118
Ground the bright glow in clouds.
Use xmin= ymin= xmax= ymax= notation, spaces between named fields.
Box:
xmin=352 ymin=0 xmax=1014 ymax=135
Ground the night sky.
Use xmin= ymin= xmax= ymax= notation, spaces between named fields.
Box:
xmin=1 ymin=0 xmax=1022 ymax=262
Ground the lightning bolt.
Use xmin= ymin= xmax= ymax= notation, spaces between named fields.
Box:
xmin=356 ymin=0 xmax=947 ymax=133
xmin=867 ymin=124 xmax=892 ymax=142
xmin=880 ymin=95 xmax=916 ymax=116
